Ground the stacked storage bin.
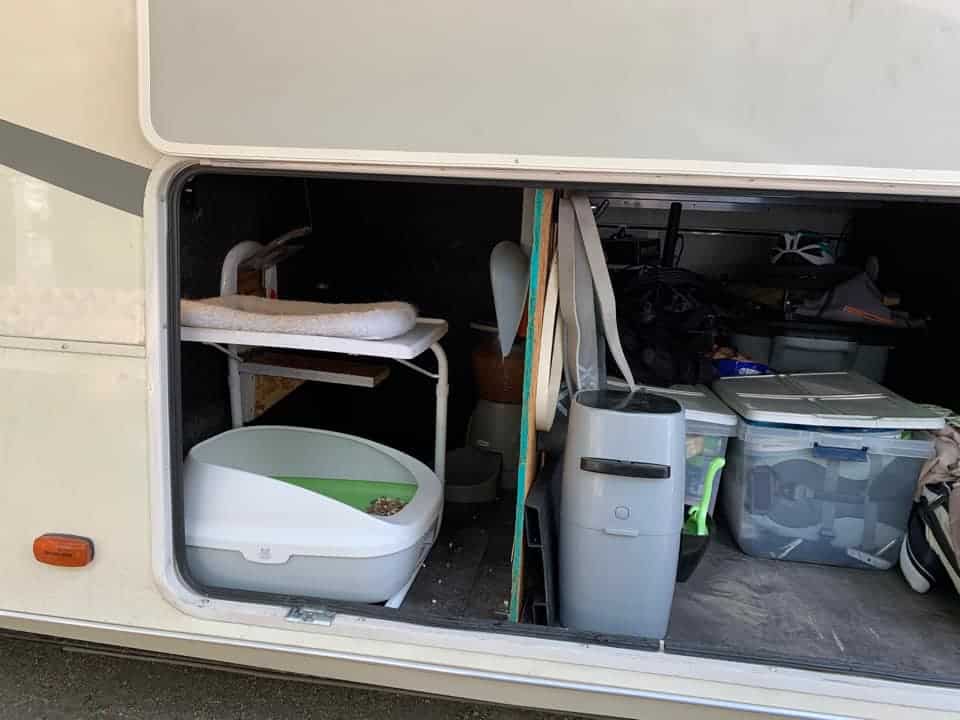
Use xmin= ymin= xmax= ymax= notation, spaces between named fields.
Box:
xmin=714 ymin=372 xmax=944 ymax=569
xmin=640 ymin=384 xmax=738 ymax=513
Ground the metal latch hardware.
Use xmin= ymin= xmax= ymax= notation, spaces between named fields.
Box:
xmin=286 ymin=606 xmax=335 ymax=626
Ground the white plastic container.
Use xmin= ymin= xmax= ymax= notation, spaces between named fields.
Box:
xmin=714 ymin=372 xmax=943 ymax=569
xmin=640 ymin=384 xmax=738 ymax=512
xmin=713 ymin=371 xmax=947 ymax=430
xmin=444 ymin=447 xmax=500 ymax=504
xmin=722 ymin=424 xmax=932 ymax=569
xmin=467 ymin=399 xmax=522 ymax=489
xmin=184 ymin=426 xmax=442 ymax=604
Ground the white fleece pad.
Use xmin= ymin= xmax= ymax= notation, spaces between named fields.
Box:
xmin=181 ymin=295 xmax=418 ymax=340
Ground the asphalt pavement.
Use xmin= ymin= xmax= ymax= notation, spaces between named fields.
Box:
xmin=0 ymin=635 xmax=590 ymax=720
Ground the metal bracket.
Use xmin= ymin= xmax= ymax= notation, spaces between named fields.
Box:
xmin=203 ymin=342 xmax=243 ymax=362
xmin=286 ymin=606 xmax=336 ymax=626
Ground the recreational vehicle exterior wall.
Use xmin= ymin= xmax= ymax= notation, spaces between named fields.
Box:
xmin=2 ymin=2 xmax=960 ymax=718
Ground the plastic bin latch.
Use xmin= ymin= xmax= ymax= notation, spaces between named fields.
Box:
xmin=747 ymin=466 xmax=773 ymax=512
xmin=813 ymin=443 xmax=869 ymax=463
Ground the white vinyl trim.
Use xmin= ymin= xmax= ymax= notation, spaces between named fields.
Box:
xmin=0 ymin=609 xmax=856 ymax=720
xmin=0 ymin=335 xmax=145 ymax=358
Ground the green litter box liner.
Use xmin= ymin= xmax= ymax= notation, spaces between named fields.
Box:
xmin=274 ymin=476 xmax=417 ymax=512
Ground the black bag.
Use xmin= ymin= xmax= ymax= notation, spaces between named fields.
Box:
xmin=613 ymin=266 xmax=718 ymax=387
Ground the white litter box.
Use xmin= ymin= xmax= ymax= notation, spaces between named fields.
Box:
xmin=184 ymin=426 xmax=442 ymax=605
xmin=714 ymin=372 xmax=944 ymax=569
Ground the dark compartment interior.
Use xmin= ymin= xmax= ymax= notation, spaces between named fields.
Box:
xmin=175 ymin=172 xmax=523 ymax=623
xmin=172 ymin=170 xmax=960 ymax=688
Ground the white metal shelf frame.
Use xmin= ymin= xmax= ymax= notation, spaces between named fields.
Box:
xmin=180 ymin=321 xmax=449 ymax=488
xmin=181 ymin=314 xmax=448 ymax=612
xmin=182 ymin=240 xmax=450 ymax=488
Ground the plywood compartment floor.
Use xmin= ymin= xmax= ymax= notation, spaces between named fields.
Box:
xmin=667 ymin=523 xmax=960 ymax=686
xmin=403 ymin=496 xmax=516 ymax=621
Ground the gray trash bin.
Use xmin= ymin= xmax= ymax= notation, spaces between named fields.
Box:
xmin=558 ymin=389 xmax=685 ymax=639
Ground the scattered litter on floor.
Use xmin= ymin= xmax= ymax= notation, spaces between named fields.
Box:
xmin=831 ymin=630 xmax=846 ymax=654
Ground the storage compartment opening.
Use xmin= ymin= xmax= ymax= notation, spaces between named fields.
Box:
xmin=172 ymin=170 xmax=549 ymax=625
xmin=167 ymin=168 xmax=960 ymax=686
xmin=579 ymin=189 xmax=960 ymax=687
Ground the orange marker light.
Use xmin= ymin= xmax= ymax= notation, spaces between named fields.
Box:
xmin=33 ymin=534 xmax=94 ymax=567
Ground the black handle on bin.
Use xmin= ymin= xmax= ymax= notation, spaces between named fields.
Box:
xmin=580 ymin=457 xmax=671 ymax=479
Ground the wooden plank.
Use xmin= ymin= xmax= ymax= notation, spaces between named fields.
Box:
xmin=508 ymin=188 xmax=555 ymax=622
xmin=252 ymin=376 xmax=304 ymax=419
xmin=241 ymin=350 xmax=391 ymax=388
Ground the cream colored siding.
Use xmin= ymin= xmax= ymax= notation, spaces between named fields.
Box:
xmin=0 ymin=164 xmax=144 ymax=344
xmin=0 ymin=348 xmax=150 ymax=620
xmin=0 ymin=1 xmax=158 ymax=168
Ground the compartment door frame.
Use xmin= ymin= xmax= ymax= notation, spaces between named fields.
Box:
xmin=139 ymin=0 xmax=960 ymax=193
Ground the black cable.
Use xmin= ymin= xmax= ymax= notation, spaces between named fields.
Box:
xmin=660 ymin=202 xmax=683 ymax=268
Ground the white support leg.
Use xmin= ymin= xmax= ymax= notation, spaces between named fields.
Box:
xmin=384 ymin=540 xmax=433 ymax=609
xmin=430 ymin=342 xmax=449 ymax=485
xmin=429 ymin=343 xmax=448 ymax=545
xmin=227 ymin=354 xmax=244 ymax=429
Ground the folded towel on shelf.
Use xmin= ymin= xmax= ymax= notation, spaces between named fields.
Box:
xmin=181 ymin=295 xmax=418 ymax=340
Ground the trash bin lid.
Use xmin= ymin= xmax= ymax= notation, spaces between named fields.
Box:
xmin=576 ymin=389 xmax=682 ymax=415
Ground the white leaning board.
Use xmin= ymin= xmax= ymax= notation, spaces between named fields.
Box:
xmin=713 ymin=371 xmax=946 ymax=430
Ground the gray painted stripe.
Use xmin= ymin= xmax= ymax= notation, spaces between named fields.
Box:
xmin=0 ymin=119 xmax=150 ymax=216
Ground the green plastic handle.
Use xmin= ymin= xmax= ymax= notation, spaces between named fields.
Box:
xmin=692 ymin=457 xmax=726 ymax=536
